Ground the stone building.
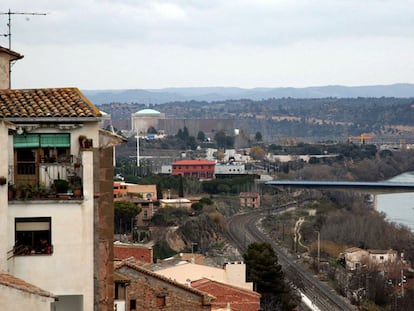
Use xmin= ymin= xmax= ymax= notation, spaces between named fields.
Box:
xmin=240 ymin=192 xmax=261 ymax=209
xmin=115 ymin=260 xmax=213 ymax=310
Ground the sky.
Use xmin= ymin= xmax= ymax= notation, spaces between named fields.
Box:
xmin=2 ymin=0 xmax=414 ymax=90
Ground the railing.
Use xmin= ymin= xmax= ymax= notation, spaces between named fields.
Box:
xmin=8 ymin=155 xmax=83 ymax=200
xmin=8 ymin=244 xmax=54 ymax=258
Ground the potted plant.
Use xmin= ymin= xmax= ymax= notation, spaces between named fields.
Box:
xmin=54 ymin=179 xmax=69 ymax=194
xmin=8 ymin=183 xmax=16 ymax=200
xmin=70 ymin=176 xmax=82 ymax=199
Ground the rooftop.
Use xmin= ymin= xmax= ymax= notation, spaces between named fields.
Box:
xmin=134 ymin=108 xmax=161 ymax=115
xmin=172 ymin=159 xmax=216 ymax=165
xmin=0 ymin=88 xmax=101 ymax=119
xmin=0 ymin=274 xmax=56 ymax=299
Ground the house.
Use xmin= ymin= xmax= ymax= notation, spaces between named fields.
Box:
xmin=240 ymin=192 xmax=261 ymax=209
xmin=114 ymin=182 xmax=157 ymax=200
xmin=342 ymin=247 xmax=369 ymax=271
xmin=368 ymin=249 xmax=398 ymax=270
xmin=215 ymin=163 xmax=246 ymax=176
xmin=342 ymin=247 xmax=400 ymax=272
xmin=152 ymin=261 xmax=253 ymax=291
xmin=114 ymin=182 xmax=157 ymax=225
xmin=0 ymin=45 xmax=125 ymax=310
xmin=115 ymin=260 xmax=214 ymax=311
xmin=192 ymin=278 xmax=261 ymax=311
xmin=0 ymin=273 xmax=57 ymax=310
xmin=172 ymin=159 xmax=216 ymax=180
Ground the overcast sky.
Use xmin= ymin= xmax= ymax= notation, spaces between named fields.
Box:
xmin=2 ymin=0 xmax=414 ymax=90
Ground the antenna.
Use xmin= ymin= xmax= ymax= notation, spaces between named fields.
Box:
xmin=0 ymin=9 xmax=47 ymax=88
xmin=1 ymin=9 xmax=48 ymax=50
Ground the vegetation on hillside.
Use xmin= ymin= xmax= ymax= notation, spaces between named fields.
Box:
xmin=244 ymin=242 xmax=299 ymax=310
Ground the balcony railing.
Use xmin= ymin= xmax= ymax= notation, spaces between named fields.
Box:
xmin=8 ymin=155 xmax=83 ymax=200
xmin=9 ymin=244 xmax=54 ymax=258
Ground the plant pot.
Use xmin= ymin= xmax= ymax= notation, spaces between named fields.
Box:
xmin=73 ymin=188 xmax=82 ymax=199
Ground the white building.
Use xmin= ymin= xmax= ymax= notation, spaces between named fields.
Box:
xmin=215 ymin=163 xmax=246 ymax=175
xmin=0 ymin=46 xmax=123 ymax=310
xmin=154 ymin=261 xmax=253 ymax=291
xmin=131 ymin=108 xmax=165 ymax=135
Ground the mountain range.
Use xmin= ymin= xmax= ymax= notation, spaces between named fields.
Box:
xmin=83 ymin=83 xmax=414 ymax=105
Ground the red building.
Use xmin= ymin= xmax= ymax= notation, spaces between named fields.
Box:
xmin=172 ymin=159 xmax=216 ymax=180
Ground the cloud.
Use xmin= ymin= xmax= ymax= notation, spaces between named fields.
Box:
xmin=3 ymin=0 xmax=414 ymax=89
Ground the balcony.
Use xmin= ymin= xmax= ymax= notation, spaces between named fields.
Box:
xmin=8 ymin=155 xmax=83 ymax=200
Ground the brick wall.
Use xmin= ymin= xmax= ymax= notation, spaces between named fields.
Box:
xmin=114 ymin=245 xmax=153 ymax=263
xmin=117 ymin=266 xmax=211 ymax=311
xmin=95 ymin=147 xmax=115 ymax=310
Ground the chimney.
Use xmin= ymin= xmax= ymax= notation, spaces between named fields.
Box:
xmin=0 ymin=46 xmax=23 ymax=89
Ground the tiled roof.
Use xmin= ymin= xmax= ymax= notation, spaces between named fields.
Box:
xmin=191 ymin=278 xmax=260 ymax=297
xmin=172 ymin=159 xmax=216 ymax=165
xmin=0 ymin=273 xmax=57 ymax=299
xmin=0 ymin=88 xmax=101 ymax=119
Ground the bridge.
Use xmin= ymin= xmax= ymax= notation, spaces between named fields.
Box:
xmin=265 ymin=180 xmax=414 ymax=210
xmin=265 ymin=180 xmax=414 ymax=193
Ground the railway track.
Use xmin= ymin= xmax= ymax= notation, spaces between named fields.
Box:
xmin=226 ymin=205 xmax=356 ymax=311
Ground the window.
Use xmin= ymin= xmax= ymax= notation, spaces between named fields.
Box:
xmin=156 ymin=294 xmax=166 ymax=307
xmin=130 ymin=299 xmax=136 ymax=310
xmin=14 ymin=217 xmax=52 ymax=255
xmin=14 ymin=133 xmax=71 ymax=185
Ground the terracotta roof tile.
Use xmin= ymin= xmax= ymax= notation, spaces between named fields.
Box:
xmin=0 ymin=273 xmax=57 ymax=299
xmin=0 ymin=88 xmax=101 ymax=119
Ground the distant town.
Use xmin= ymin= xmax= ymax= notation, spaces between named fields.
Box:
xmin=2 ymin=45 xmax=414 ymax=311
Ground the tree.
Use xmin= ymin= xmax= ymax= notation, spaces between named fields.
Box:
xmin=178 ymin=175 xmax=184 ymax=197
xmin=255 ymin=131 xmax=263 ymax=142
xmin=147 ymin=126 xmax=157 ymax=134
xmin=243 ymin=242 xmax=296 ymax=310
xmin=197 ymin=130 xmax=206 ymax=141
xmin=114 ymin=200 xmax=142 ymax=234
xmin=250 ymin=146 xmax=266 ymax=160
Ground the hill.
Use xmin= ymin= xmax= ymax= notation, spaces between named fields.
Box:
xmin=84 ymin=83 xmax=414 ymax=105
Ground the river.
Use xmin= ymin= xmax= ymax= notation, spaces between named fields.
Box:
xmin=377 ymin=172 xmax=414 ymax=231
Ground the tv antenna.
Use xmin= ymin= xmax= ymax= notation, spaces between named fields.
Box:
xmin=1 ymin=9 xmax=48 ymax=50
xmin=1 ymin=9 xmax=47 ymax=88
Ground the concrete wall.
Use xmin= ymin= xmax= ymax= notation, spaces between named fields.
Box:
xmin=8 ymin=150 xmax=95 ymax=310
xmin=0 ymin=122 xmax=9 ymax=272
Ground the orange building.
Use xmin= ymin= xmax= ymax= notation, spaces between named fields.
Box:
xmin=171 ymin=159 xmax=216 ymax=180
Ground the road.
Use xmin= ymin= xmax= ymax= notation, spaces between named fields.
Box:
xmin=226 ymin=204 xmax=356 ymax=311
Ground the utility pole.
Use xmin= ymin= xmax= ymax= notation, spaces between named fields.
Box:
xmin=1 ymin=9 xmax=47 ymax=88
xmin=316 ymin=230 xmax=320 ymax=273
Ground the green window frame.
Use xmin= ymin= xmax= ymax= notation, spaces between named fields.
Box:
xmin=14 ymin=134 xmax=70 ymax=148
